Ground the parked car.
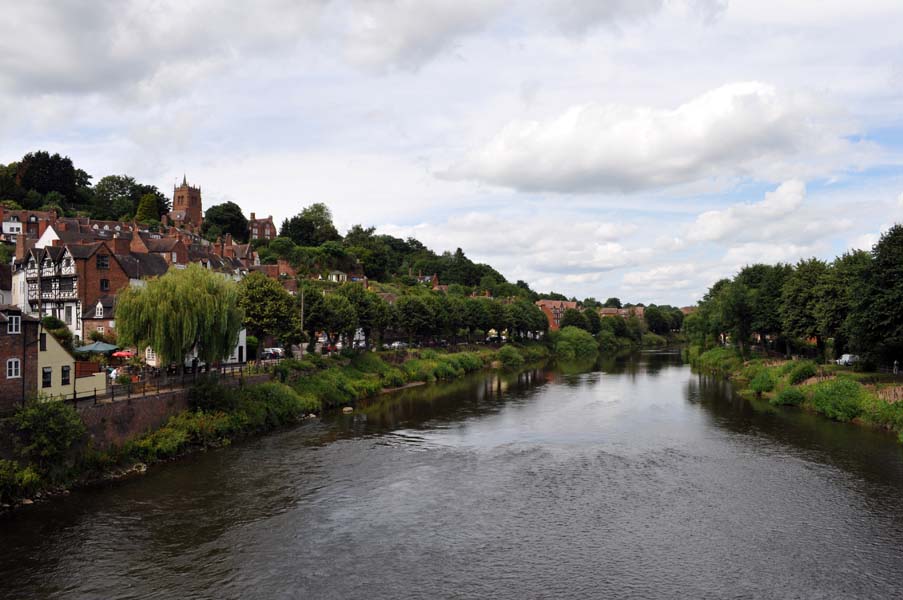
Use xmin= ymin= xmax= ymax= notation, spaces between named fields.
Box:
xmin=389 ymin=341 xmax=407 ymax=349
xmin=264 ymin=347 xmax=285 ymax=358
xmin=836 ymin=354 xmax=860 ymax=366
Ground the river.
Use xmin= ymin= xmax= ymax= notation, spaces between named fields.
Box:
xmin=3 ymin=350 xmax=903 ymax=599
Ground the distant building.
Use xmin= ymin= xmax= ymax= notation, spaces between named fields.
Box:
xmin=248 ymin=213 xmax=277 ymax=241
xmin=167 ymin=175 xmax=203 ymax=229
xmin=680 ymin=306 xmax=697 ymax=315
xmin=535 ymin=299 xmax=579 ymax=331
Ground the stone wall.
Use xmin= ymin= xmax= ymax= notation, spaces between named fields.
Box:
xmin=79 ymin=374 xmax=270 ymax=449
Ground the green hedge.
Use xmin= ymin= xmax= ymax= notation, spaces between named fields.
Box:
xmin=498 ymin=345 xmax=525 ymax=369
xmin=788 ymin=361 xmax=817 ymax=385
xmin=770 ymin=387 xmax=806 ymax=407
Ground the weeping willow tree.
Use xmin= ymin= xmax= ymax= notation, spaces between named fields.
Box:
xmin=116 ymin=264 xmax=244 ymax=366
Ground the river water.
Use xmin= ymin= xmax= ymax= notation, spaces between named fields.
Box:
xmin=3 ymin=350 xmax=903 ymax=599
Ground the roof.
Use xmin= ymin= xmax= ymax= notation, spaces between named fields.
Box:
xmin=536 ymin=299 xmax=579 ymax=310
xmin=67 ymin=242 xmax=105 ymax=259
xmin=116 ymin=252 xmax=169 ymax=279
xmin=142 ymin=237 xmax=180 ymax=252
xmin=83 ymin=295 xmax=116 ymax=320
xmin=0 ymin=304 xmax=39 ymax=323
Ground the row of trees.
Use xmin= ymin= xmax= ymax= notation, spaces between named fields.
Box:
xmin=238 ymin=272 xmax=549 ymax=355
xmin=0 ymin=151 xmax=170 ymax=221
xmin=685 ymin=225 xmax=903 ymax=365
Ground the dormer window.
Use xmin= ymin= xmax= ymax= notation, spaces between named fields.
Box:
xmin=96 ymin=303 xmax=104 ymax=319
xmin=92 ymin=224 xmax=99 ymax=229
xmin=7 ymin=315 xmax=21 ymax=334
xmin=29 ymin=215 xmax=36 ymax=222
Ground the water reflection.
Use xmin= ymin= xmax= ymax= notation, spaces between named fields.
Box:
xmin=3 ymin=351 xmax=903 ymax=600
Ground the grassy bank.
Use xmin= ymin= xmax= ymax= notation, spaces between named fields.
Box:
xmin=1 ymin=344 xmax=550 ymax=508
xmin=688 ymin=345 xmax=903 ymax=442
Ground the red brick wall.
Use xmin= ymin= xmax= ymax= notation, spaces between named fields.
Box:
xmin=0 ymin=320 xmax=39 ymax=412
xmin=77 ymin=245 xmax=130 ymax=310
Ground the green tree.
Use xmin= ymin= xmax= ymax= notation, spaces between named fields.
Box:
xmin=308 ymin=294 xmax=357 ymax=347
xmin=116 ymin=264 xmax=244 ymax=367
xmin=238 ymin=272 xmax=302 ymax=356
xmin=781 ymin=258 xmax=830 ymax=359
xmin=280 ymin=203 xmax=341 ymax=246
xmin=603 ymin=297 xmax=622 ymax=308
xmin=583 ymin=308 xmax=602 ymax=335
xmin=560 ymin=308 xmax=589 ymax=331
xmin=134 ymin=192 xmax=161 ymax=223
xmin=848 ymin=225 xmax=903 ymax=364
xmin=13 ymin=401 xmax=85 ymax=482
xmin=644 ymin=306 xmax=670 ymax=335
xmin=203 ymin=201 xmax=249 ymax=242
xmin=395 ymin=295 xmax=435 ymax=344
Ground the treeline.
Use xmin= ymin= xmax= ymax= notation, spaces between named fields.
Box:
xmin=0 ymin=151 xmax=170 ymax=221
xmin=238 ymin=272 xmax=549 ymax=353
xmin=685 ymin=224 xmax=903 ymax=366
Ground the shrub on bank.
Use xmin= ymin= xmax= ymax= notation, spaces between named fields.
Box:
xmin=693 ymin=347 xmax=743 ymax=376
xmin=788 ymin=361 xmax=817 ymax=385
xmin=749 ymin=370 xmax=776 ymax=397
xmin=498 ymin=345 xmax=525 ymax=369
xmin=553 ymin=326 xmax=599 ymax=361
xmin=0 ymin=459 xmax=41 ymax=504
xmin=770 ymin=387 xmax=806 ymax=407
xmin=809 ymin=378 xmax=866 ymax=422
xmin=642 ymin=333 xmax=667 ymax=347
xmin=12 ymin=401 xmax=86 ymax=483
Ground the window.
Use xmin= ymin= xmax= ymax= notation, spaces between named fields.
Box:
xmin=6 ymin=359 xmax=20 ymax=379
xmin=42 ymin=367 xmax=52 ymax=388
xmin=97 ymin=326 xmax=104 ymax=335
xmin=61 ymin=366 xmax=71 ymax=386
xmin=40 ymin=333 xmax=46 ymax=351
xmin=100 ymin=279 xmax=110 ymax=292
xmin=65 ymin=306 xmax=73 ymax=325
xmin=171 ymin=251 xmax=178 ymax=263
xmin=96 ymin=304 xmax=104 ymax=318
xmin=96 ymin=254 xmax=109 ymax=269
xmin=7 ymin=315 xmax=21 ymax=334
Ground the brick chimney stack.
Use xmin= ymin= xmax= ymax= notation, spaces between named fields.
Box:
xmin=250 ymin=212 xmax=256 ymax=221
xmin=111 ymin=233 xmax=131 ymax=255
xmin=15 ymin=231 xmax=27 ymax=261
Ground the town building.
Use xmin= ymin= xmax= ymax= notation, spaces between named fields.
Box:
xmin=167 ymin=175 xmax=203 ymax=229
xmin=248 ymin=213 xmax=277 ymax=241
xmin=535 ymin=299 xmax=580 ymax=331
xmin=37 ymin=329 xmax=106 ymax=400
xmin=0 ymin=305 xmax=39 ymax=412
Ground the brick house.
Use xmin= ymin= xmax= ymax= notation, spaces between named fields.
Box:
xmin=248 ymin=213 xmax=277 ymax=241
xmin=0 ymin=305 xmax=39 ymax=411
xmin=535 ymin=299 xmax=580 ymax=331
xmin=0 ymin=208 xmax=55 ymax=243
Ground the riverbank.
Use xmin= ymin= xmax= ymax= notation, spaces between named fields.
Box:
xmin=688 ymin=345 xmax=903 ymax=442
xmin=0 ymin=344 xmax=550 ymax=512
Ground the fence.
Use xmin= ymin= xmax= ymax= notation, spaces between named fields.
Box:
xmin=39 ymin=360 xmax=281 ymax=407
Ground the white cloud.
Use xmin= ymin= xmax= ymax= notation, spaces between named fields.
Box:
xmin=898 ymin=192 xmax=903 ymax=208
xmin=445 ymin=82 xmax=871 ymax=193
xmin=688 ymin=180 xmax=805 ymax=242
xmin=622 ymin=265 xmax=695 ymax=290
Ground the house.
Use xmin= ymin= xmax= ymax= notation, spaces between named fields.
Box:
xmin=680 ymin=306 xmax=697 ymax=315
xmin=599 ymin=306 xmax=645 ymax=319
xmin=143 ymin=328 xmax=248 ymax=369
xmin=82 ymin=296 xmax=116 ymax=340
xmin=0 ymin=208 xmax=55 ymax=243
xmin=599 ymin=308 xmax=621 ymax=318
xmin=328 ymin=270 xmax=347 ymax=283
xmin=248 ymin=213 xmax=277 ymax=241
xmin=36 ymin=329 xmax=106 ymax=400
xmin=0 ymin=305 xmax=39 ymax=412
xmin=535 ymin=299 xmax=579 ymax=331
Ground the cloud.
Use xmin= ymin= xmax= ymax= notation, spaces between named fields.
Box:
xmin=444 ymin=82 xmax=871 ymax=194
xmin=337 ymin=0 xmax=505 ymax=70
xmin=898 ymin=192 xmax=903 ymax=208
xmin=622 ymin=264 xmax=695 ymax=290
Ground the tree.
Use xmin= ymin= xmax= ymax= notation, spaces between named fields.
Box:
xmin=814 ymin=251 xmax=871 ymax=357
xmin=781 ymin=258 xmax=830 ymax=358
xmin=395 ymin=295 xmax=435 ymax=343
xmin=15 ymin=151 xmax=78 ymax=202
xmin=238 ymin=272 xmax=302 ymax=356
xmin=848 ymin=225 xmax=903 ymax=364
xmin=203 ymin=201 xmax=249 ymax=242
xmin=134 ymin=193 xmax=161 ymax=223
xmin=280 ymin=203 xmax=341 ymax=246
xmin=583 ymin=308 xmax=602 ymax=335
xmin=560 ymin=308 xmax=589 ymax=331
xmin=308 ymin=294 xmax=357 ymax=347
xmin=644 ymin=306 xmax=670 ymax=335
xmin=116 ymin=264 xmax=244 ymax=367
xmin=93 ymin=175 xmax=139 ymax=220
xmin=603 ymin=297 xmax=622 ymax=308
xmin=719 ymin=281 xmax=754 ymax=355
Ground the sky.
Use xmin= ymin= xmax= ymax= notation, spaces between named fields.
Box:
xmin=2 ymin=0 xmax=902 ymax=306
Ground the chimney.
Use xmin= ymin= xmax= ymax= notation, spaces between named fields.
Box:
xmin=111 ymin=233 xmax=131 ymax=255
xmin=213 ymin=236 xmax=223 ymax=257
xmin=250 ymin=212 xmax=256 ymax=221
xmin=161 ymin=214 xmax=169 ymax=226
xmin=15 ymin=232 xmax=27 ymax=261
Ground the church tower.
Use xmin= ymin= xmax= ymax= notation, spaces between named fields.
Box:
xmin=168 ymin=174 xmax=203 ymax=228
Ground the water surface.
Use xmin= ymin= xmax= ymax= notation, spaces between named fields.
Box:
xmin=3 ymin=350 xmax=903 ymax=599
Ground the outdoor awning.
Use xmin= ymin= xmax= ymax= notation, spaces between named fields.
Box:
xmin=74 ymin=341 xmax=119 ymax=353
